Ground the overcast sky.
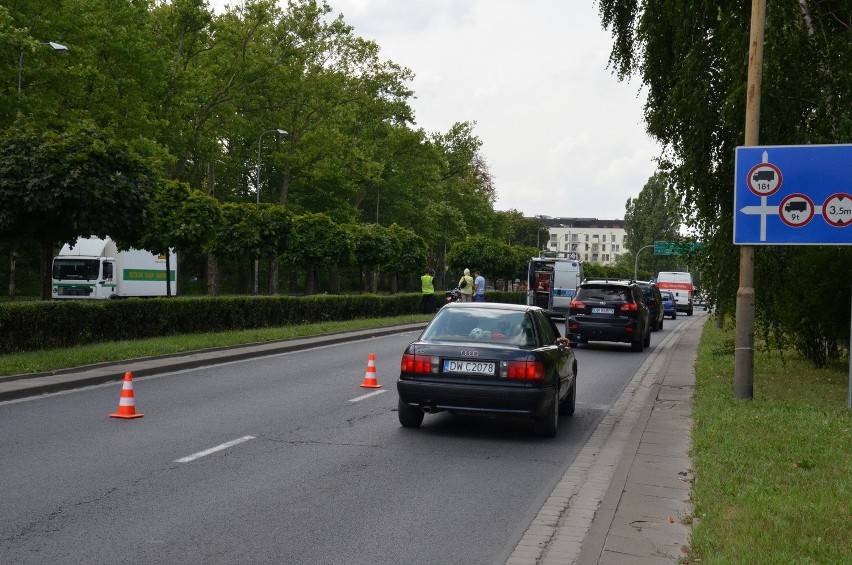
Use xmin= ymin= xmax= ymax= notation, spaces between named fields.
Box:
xmin=218 ymin=1 xmax=662 ymax=220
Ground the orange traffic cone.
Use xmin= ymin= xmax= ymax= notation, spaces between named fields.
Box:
xmin=109 ymin=372 xmax=144 ymax=419
xmin=359 ymin=353 xmax=381 ymax=388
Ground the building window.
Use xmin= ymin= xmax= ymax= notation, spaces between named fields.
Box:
xmin=602 ymin=235 xmax=607 ymax=242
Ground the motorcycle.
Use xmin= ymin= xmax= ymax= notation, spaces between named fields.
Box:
xmin=444 ymin=287 xmax=462 ymax=303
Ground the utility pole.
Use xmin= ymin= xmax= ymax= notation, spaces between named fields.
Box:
xmin=734 ymin=0 xmax=766 ymax=400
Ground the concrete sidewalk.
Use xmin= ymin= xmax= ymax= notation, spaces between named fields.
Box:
xmin=508 ymin=311 xmax=706 ymax=565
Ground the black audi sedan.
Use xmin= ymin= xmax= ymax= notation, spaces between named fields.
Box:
xmin=397 ymin=302 xmax=577 ymax=437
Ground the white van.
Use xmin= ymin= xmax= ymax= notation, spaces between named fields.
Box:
xmin=656 ymin=271 xmax=693 ymax=315
xmin=527 ymin=252 xmax=584 ymax=318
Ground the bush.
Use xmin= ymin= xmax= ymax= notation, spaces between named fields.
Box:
xmin=0 ymin=291 xmax=527 ymax=353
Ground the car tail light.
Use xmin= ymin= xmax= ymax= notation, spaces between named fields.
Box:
xmin=401 ymin=353 xmax=432 ymax=374
xmin=506 ymin=361 xmax=545 ymax=380
xmin=570 ymin=300 xmax=586 ymax=309
xmin=620 ymin=303 xmax=638 ymax=311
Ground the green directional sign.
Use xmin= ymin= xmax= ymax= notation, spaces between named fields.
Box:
xmin=654 ymin=241 xmax=702 ymax=255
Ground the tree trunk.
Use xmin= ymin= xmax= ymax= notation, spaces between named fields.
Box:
xmin=268 ymin=258 xmax=280 ymax=295
xmin=165 ymin=253 xmax=173 ymax=297
xmin=40 ymin=246 xmax=53 ymax=300
xmin=289 ymin=270 xmax=299 ymax=294
xmin=306 ymin=269 xmax=315 ymax=295
xmin=8 ymin=249 xmax=17 ymax=301
xmin=370 ymin=270 xmax=378 ymax=294
xmin=206 ymin=254 xmax=220 ymax=296
xmin=330 ymin=265 xmax=340 ymax=294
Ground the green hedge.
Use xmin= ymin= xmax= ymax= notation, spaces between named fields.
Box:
xmin=0 ymin=291 xmax=526 ymax=353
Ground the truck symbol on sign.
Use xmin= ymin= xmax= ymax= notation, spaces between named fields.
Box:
xmin=784 ymin=201 xmax=807 ymax=213
xmin=752 ymin=170 xmax=775 ymax=182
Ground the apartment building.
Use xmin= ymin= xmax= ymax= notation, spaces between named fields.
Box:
xmin=534 ymin=216 xmax=627 ymax=265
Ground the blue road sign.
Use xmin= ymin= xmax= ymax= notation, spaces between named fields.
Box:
xmin=734 ymin=144 xmax=852 ymax=245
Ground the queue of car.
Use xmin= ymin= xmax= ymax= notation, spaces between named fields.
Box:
xmin=395 ymin=276 xmax=687 ymax=438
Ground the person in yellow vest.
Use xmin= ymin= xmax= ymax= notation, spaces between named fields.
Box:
xmin=458 ymin=268 xmax=474 ymax=302
xmin=420 ymin=267 xmax=436 ymax=313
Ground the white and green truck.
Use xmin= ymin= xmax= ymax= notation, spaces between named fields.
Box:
xmin=51 ymin=236 xmax=176 ymax=299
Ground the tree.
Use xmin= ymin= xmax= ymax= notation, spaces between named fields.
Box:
xmin=386 ymin=223 xmax=427 ymax=293
xmin=623 ymin=171 xmax=681 ymax=275
xmin=500 ymin=210 xmax=547 ymax=248
xmin=599 ymin=0 xmax=851 ymax=364
xmin=287 ymin=212 xmax=352 ymax=294
xmin=0 ymin=124 xmax=157 ymax=298
xmin=136 ymin=180 xmax=223 ymax=297
xmin=348 ymin=223 xmax=394 ymax=293
xmin=446 ymin=236 xmax=519 ymax=286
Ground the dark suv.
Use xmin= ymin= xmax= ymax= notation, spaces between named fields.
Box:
xmin=635 ymin=281 xmax=664 ymax=332
xmin=567 ymin=280 xmax=650 ymax=352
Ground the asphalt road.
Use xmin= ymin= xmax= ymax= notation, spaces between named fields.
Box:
xmin=0 ymin=316 xmax=686 ymax=564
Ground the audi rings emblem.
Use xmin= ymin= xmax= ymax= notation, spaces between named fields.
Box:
xmin=460 ymin=350 xmax=479 ymax=357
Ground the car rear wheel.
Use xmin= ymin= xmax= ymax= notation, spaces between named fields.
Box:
xmin=643 ymin=327 xmax=651 ymax=347
xmin=534 ymin=388 xmax=559 ymax=437
xmin=398 ymin=399 xmax=424 ymax=428
xmin=659 ymin=318 xmax=664 ymax=330
xmin=631 ymin=336 xmax=643 ymax=352
xmin=559 ymin=378 xmax=576 ymax=417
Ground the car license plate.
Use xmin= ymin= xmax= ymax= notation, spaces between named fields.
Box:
xmin=592 ymin=307 xmax=614 ymax=315
xmin=444 ymin=359 xmax=495 ymax=375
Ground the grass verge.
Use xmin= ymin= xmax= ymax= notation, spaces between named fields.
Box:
xmin=0 ymin=314 xmax=433 ymax=377
xmin=689 ymin=320 xmax=851 ymax=563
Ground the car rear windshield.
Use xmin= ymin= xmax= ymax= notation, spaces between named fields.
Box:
xmin=576 ymin=286 xmax=629 ymax=302
xmin=421 ymin=308 xmax=535 ymax=346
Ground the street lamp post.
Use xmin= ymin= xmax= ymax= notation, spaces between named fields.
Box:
xmin=634 ymin=244 xmax=655 ymax=280
xmin=537 ymin=227 xmax=549 ymax=251
xmin=254 ymin=128 xmax=287 ymax=295
xmin=17 ymin=42 xmax=68 ymax=116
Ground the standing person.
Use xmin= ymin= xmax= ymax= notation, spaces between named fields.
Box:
xmin=473 ymin=270 xmax=486 ymax=302
xmin=420 ymin=267 xmax=436 ymax=313
xmin=458 ymin=268 xmax=474 ymax=302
